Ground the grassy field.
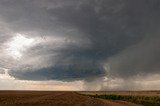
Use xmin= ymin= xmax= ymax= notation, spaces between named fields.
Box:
xmin=0 ymin=91 xmax=140 ymax=106
xmin=79 ymin=91 xmax=160 ymax=106
xmin=0 ymin=91 xmax=159 ymax=106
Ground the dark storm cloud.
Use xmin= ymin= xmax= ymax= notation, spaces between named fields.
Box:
xmin=108 ymin=35 xmax=160 ymax=79
xmin=0 ymin=0 xmax=160 ymax=81
xmin=0 ymin=67 xmax=5 ymax=74
xmin=10 ymin=64 xmax=105 ymax=81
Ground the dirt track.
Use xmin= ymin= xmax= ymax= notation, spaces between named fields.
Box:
xmin=0 ymin=91 xmax=140 ymax=106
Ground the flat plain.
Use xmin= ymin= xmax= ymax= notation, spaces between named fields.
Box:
xmin=0 ymin=91 xmax=159 ymax=106
xmin=79 ymin=91 xmax=160 ymax=106
xmin=79 ymin=90 xmax=160 ymax=96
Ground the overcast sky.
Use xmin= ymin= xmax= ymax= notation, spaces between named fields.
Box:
xmin=0 ymin=0 xmax=160 ymax=90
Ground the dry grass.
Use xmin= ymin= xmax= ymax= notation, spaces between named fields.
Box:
xmin=0 ymin=91 xmax=140 ymax=106
xmin=78 ymin=91 xmax=160 ymax=106
xmin=78 ymin=90 xmax=160 ymax=96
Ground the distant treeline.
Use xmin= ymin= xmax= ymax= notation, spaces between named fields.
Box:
xmin=88 ymin=94 xmax=160 ymax=106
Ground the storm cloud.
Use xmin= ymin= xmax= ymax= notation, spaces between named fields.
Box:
xmin=0 ymin=0 xmax=160 ymax=83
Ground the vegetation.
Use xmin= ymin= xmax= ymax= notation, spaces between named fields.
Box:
xmin=88 ymin=94 xmax=160 ymax=106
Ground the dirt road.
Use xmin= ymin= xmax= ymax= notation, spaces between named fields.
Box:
xmin=0 ymin=91 xmax=140 ymax=106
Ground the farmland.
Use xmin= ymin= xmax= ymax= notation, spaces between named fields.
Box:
xmin=0 ymin=91 xmax=140 ymax=106
xmin=79 ymin=91 xmax=160 ymax=106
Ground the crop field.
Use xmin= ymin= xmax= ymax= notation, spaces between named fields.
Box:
xmin=0 ymin=91 xmax=159 ymax=106
xmin=0 ymin=91 xmax=141 ymax=106
xmin=78 ymin=91 xmax=160 ymax=106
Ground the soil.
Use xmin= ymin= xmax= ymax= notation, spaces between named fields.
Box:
xmin=0 ymin=91 xmax=141 ymax=106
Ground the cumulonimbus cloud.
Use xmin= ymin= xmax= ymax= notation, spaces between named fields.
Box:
xmin=0 ymin=0 xmax=160 ymax=82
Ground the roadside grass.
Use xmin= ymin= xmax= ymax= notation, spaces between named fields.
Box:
xmin=85 ymin=94 xmax=160 ymax=106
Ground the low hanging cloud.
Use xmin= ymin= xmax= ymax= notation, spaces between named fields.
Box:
xmin=107 ymin=35 xmax=160 ymax=79
xmin=0 ymin=67 xmax=5 ymax=74
xmin=0 ymin=0 xmax=160 ymax=83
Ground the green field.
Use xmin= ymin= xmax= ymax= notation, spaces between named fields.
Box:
xmin=79 ymin=91 xmax=160 ymax=106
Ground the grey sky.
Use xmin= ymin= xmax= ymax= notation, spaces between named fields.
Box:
xmin=0 ymin=0 xmax=160 ymax=90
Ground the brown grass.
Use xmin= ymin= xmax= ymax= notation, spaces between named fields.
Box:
xmin=0 ymin=91 xmax=140 ymax=106
xmin=78 ymin=91 xmax=160 ymax=106
xmin=78 ymin=90 xmax=160 ymax=96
